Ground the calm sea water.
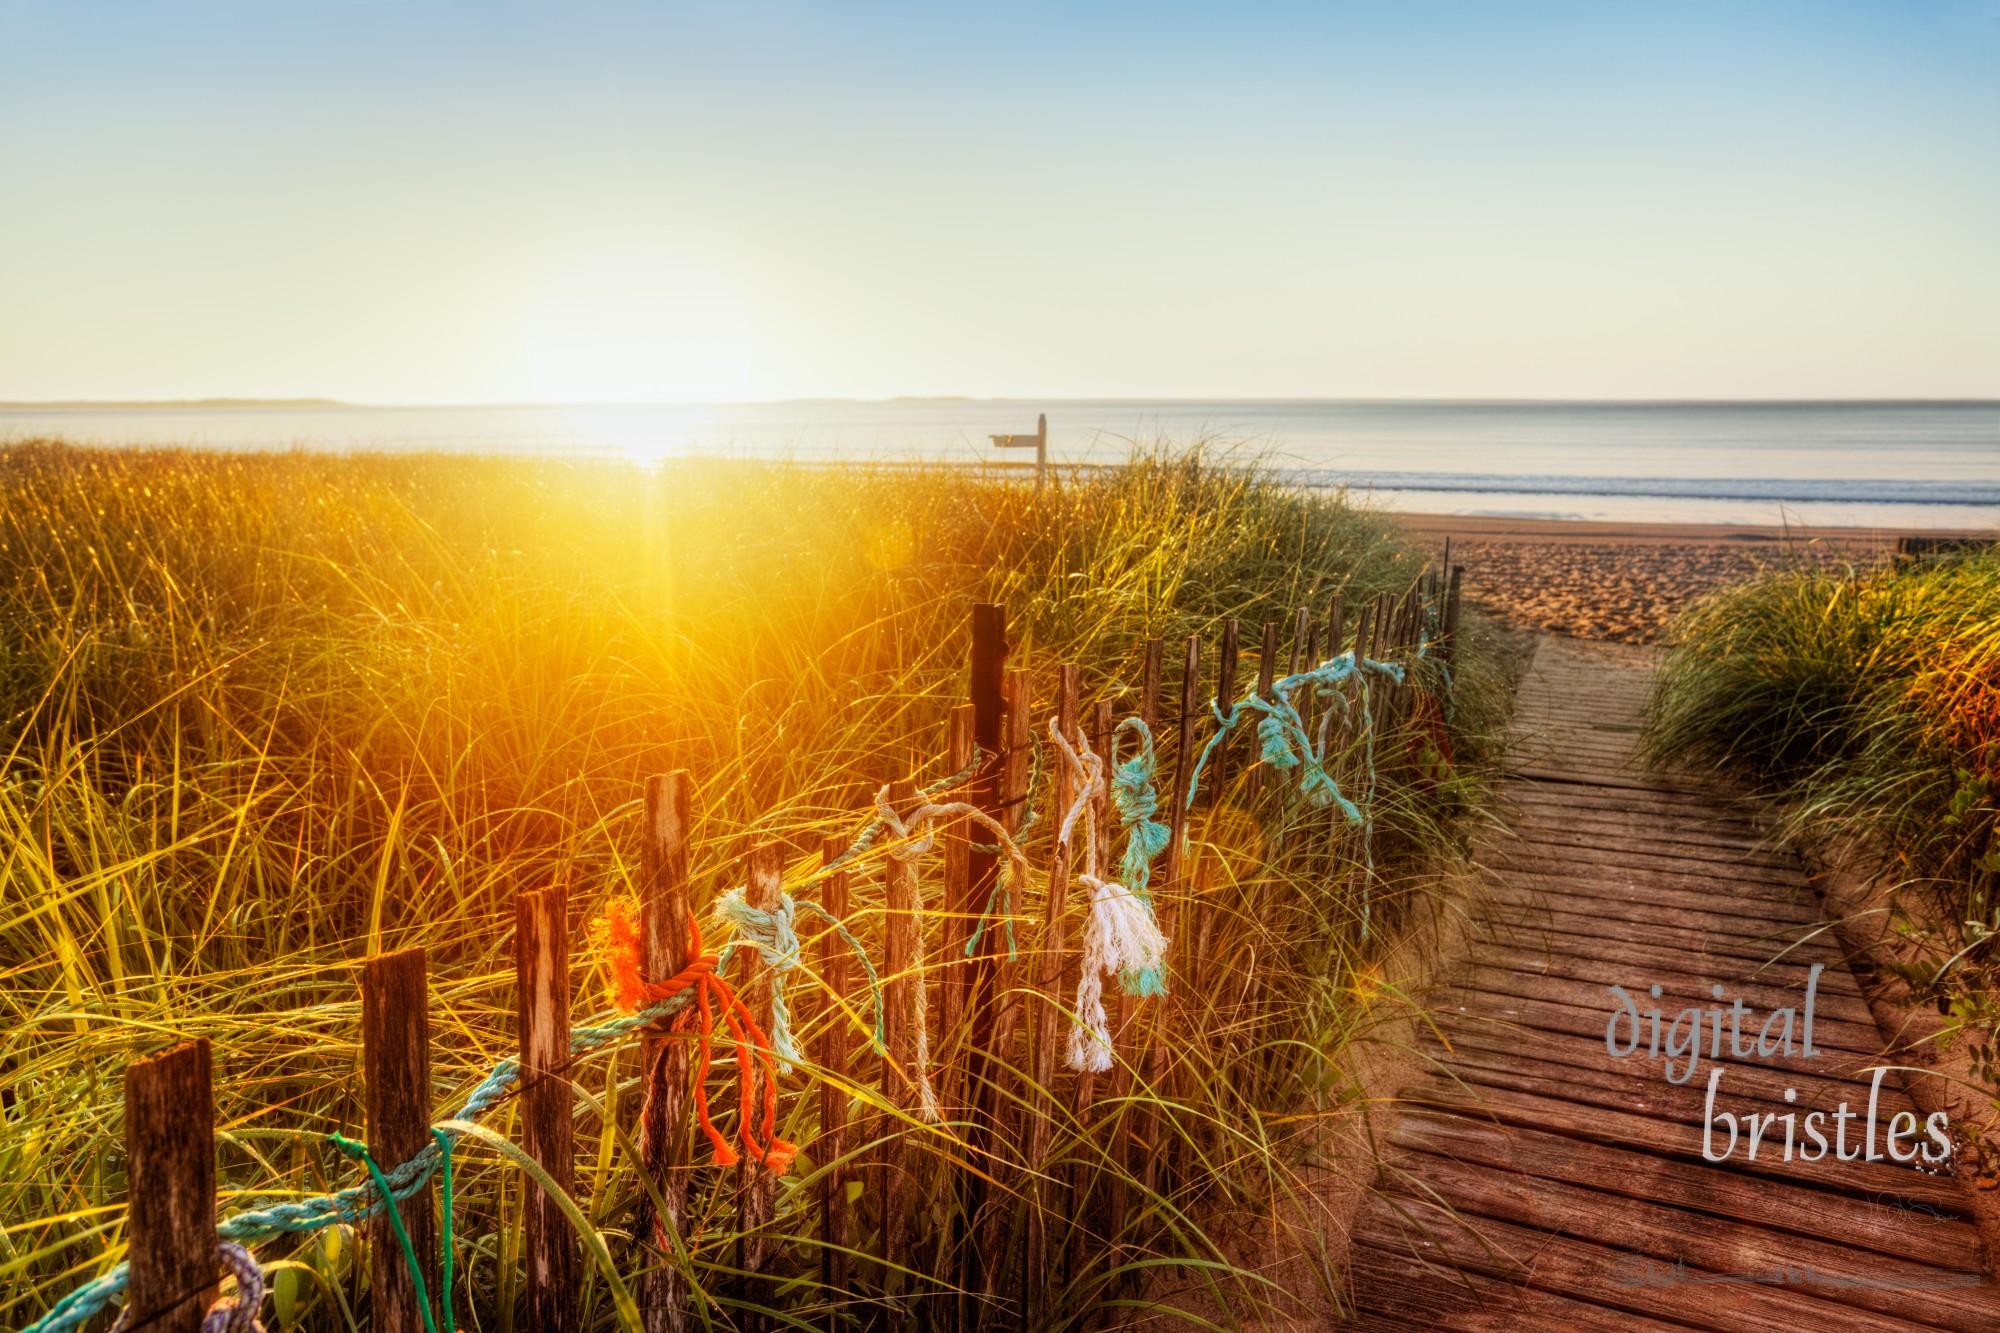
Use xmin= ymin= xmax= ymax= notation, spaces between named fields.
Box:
xmin=5 ymin=399 xmax=1996 ymax=529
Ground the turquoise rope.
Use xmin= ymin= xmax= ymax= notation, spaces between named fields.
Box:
xmin=1177 ymin=632 xmax=1451 ymax=945
xmin=431 ymin=1127 xmax=455 ymax=1333
xmin=962 ymin=871 xmax=1020 ymax=962
xmin=330 ymin=1132 xmax=441 ymax=1333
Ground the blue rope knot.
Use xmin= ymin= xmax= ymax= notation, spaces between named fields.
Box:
xmin=1106 ymin=717 xmax=1173 ymax=997
xmin=714 ymin=887 xmax=804 ymax=1071
xmin=715 ymin=887 xmax=890 ymax=1066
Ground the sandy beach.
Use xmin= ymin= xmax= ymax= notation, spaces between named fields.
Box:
xmin=1403 ymin=513 xmax=1992 ymax=644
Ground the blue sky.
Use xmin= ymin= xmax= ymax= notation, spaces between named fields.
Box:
xmin=1 ymin=1 xmax=1995 ymax=401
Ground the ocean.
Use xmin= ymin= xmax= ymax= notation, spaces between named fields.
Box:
xmin=4 ymin=399 xmax=1995 ymax=530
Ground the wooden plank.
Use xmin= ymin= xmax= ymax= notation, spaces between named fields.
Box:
xmin=1501 ymin=798 xmax=1774 ymax=844
xmin=364 ymin=947 xmax=436 ymax=1333
xmin=1432 ymin=981 xmax=1891 ymax=1067
xmin=517 ymin=886 xmax=578 ymax=1332
xmin=1393 ymin=1080 xmax=1965 ymax=1212
xmin=1353 ymin=1194 xmax=1927 ymax=1333
xmin=638 ymin=771 xmax=694 ymax=1333
xmin=1499 ymin=818 xmax=1794 ymax=865
xmin=1506 ymin=767 xmax=1712 ymax=796
xmin=125 ymin=1039 xmax=216 ymax=1333
xmin=1482 ymin=876 xmax=1833 ymax=938
xmin=1427 ymin=1014 xmax=1923 ymax=1115
xmin=1466 ymin=941 xmax=1873 ymax=1018
xmin=1442 ymin=967 xmax=1885 ymax=1052
xmin=1478 ymin=887 xmax=1849 ymax=961
xmin=1386 ymin=1149 xmax=1995 ymax=1327
xmin=1388 ymin=1111 xmax=1978 ymax=1267
xmin=1487 ymin=860 xmax=1821 ymax=913
xmin=1508 ymin=777 xmax=1759 ymax=807
xmin=1489 ymin=842 xmax=1808 ymax=889
xmin=1348 ymin=1231 xmax=1695 ymax=1332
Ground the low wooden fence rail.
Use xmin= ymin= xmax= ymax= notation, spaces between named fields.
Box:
xmin=60 ymin=559 xmax=1467 ymax=1333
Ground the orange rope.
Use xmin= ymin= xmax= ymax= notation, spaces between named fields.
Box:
xmin=603 ymin=899 xmax=798 ymax=1174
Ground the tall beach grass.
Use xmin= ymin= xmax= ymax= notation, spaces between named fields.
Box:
xmin=0 ymin=441 xmax=1504 ymax=1329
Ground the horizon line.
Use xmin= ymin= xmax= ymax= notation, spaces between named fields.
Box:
xmin=6 ymin=395 xmax=2000 ymax=410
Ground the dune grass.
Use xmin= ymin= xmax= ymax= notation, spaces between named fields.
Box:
xmin=0 ymin=441 xmax=1505 ymax=1330
xmin=1644 ymin=545 xmax=2000 ymax=1109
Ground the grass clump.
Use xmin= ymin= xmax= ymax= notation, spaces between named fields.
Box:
xmin=1644 ymin=544 xmax=2000 ymax=1147
xmin=0 ymin=441 xmax=1501 ymax=1330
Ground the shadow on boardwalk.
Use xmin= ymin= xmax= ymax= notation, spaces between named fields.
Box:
xmin=1344 ymin=635 xmax=2000 ymax=1331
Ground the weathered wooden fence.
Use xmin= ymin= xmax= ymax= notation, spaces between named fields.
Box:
xmin=99 ymin=561 xmax=1466 ymax=1333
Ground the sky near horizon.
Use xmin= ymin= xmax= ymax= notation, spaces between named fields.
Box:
xmin=2 ymin=2 xmax=1997 ymax=404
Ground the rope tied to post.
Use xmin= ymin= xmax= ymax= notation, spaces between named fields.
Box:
xmin=602 ymin=902 xmax=797 ymax=1174
xmin=104 ymin=1243 xmax=268 ymax=1333
xmin=1049 ymin=715 xmax=1171 ymax=1072
xmin=872 ymin=782 xmax=1039 ymax=1120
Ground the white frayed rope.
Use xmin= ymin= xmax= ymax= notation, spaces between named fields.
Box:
xmin=1049 ymin=716 xmax=1168 ymax=1073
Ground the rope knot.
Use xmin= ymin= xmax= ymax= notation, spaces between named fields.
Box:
xmin=715 ymin=887 xmax=804 ymax=1071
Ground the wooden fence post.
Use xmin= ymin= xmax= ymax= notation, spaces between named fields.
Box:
xmin=518 ymin=886 xmax=577 ymax=1332
xmin=1442 ymin=565 xmax=1464 ymax=668
xmin=1324 ymin=594 xmax=1348 ymax=873
xmin=971 ymin=668 xmax=1034 ymax=1307
xmin=1025 ymin=664 xmax=1079 ymax=1323
xmin=1104 ymin=639 xmax=1163 ymax=1249
xmin=1211 ymin=619 xmax=1240 ymax=805
xmin=736 ymin=841 xmax=786 ymax=1327
xmin=815 ymin=833 xmax=853 ymax=1307
xmin=126 ymin=1039 xmax=216 ymax=1333
xmin=1195 ymin=623 xmax=1239 ymax=986
xmin=639 ymin=771 xmax=694 ymax=1333
xmin=878 ymin=778 xmax=921 ymax=1305
xmin=964 ymin=605 xmax=1008 ymax=1131
xmin=1252 ymin=620 xmax=1279 ymax=803
xmin=1162 ymin=634 xmax=1201 ymax=897
xmin=363 ymin=947 xmax=436 ymax=1333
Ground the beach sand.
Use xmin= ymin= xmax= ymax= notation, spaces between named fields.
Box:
xmin=1401 ymin=514 xmax=1986 ymax=645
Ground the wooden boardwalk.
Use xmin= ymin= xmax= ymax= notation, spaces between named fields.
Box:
xmin=1345 ymin=636 xmax=1999 ymax=1330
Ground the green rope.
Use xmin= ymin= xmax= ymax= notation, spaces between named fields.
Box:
xmin=330 ymin=1132 xmax=441 ymax=1333
xmin=430 ymin=1127 xmax=455 ymax=1333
